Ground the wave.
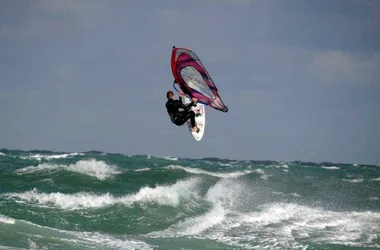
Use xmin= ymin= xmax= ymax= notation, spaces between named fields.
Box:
xmin=134 ymin=168 xmax=151 ymax=172
xmin=146 ymin=155 xmax=178 ymax=161
xmin=0 ymin=214 xmax=15 ymax=224
xmin=150 ymin=201 xmax=380 ymax=249
xmin=164 ymin=164 xmax=266 ymax=179
xmin=342 ymin=178 xmax=364 ymax=183
xmin=3 ymin=177 xmax=202 ymax=210
xmin=159 ymin=156 xmax=178 ymax=161
xmin=321 ymin=166 xmax=340 ymax=170
xmin=14 ymin=159 xmax=121 ymax=180
xmin=2 ymin=149 xmax=380 ymax=249
xmin=265 ymin=163 xmax=289 ymax=169
xmin=147 ymin=176 xmax=380 ymax=249
xmin=149 ymin=178 xmax=245 ymax=238
xmin=20 ymin=153 xmax=84 ymax=161
xmin=235 ymin=203 xmax=380 ymax=248
xmin=370 ymin=177 xmax=380 ymax=181
xmin=0 ymin=215 xmax=154 ymax=250
xmin=153 ymin=202 xmax=226 ymax=237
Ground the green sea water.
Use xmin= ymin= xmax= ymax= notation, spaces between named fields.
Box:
xmin=1 ymin=149 xmax=379 ymax=249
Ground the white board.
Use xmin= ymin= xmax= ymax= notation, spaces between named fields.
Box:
xmin=181 ymin=96 xmax=206 ymax=141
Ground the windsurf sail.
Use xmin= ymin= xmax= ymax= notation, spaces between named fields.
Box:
xmin=171 ymin=46 xmax=228 ymax=112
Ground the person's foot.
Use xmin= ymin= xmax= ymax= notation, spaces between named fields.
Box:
xmin=192 ymin=127 xmax=200 ymax=133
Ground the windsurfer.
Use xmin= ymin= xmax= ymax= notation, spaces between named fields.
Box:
xmin=165 ymin=90 xmax=200 ymax=133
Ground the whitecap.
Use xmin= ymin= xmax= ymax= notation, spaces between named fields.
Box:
xmin=15 ymin=159 xmax=120 ymax=180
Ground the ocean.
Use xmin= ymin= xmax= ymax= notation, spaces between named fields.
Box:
xmin=0 ymin=149 xmax=379 ymax=250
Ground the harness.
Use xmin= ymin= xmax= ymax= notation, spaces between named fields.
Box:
xmin=168 ymin=112 xmax=176 ymax=123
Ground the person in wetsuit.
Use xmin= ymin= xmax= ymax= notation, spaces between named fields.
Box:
xmin=165 ymin=90 xmax=200 ymax=133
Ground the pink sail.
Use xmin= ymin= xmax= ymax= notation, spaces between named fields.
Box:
xmin=171 ymin=46 xmax=228 ymax=113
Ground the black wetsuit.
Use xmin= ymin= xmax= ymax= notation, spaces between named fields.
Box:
xmin=166 ymin=97 xmax=196 ymax=127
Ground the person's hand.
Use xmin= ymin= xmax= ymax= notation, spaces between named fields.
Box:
xmin=178 ymin=91 xmax=184 ymax=97
xmin=192 ymin=97 xmax=198 ymax=103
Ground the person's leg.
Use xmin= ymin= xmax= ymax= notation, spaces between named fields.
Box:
xmin=189 ymin=111 xmax=196 ymax=128
xmin=178 ymin=111 xmax=198 ymax=132
xmin=173 ymin=112 xmax=186 ymax=126
xmin=180 ymin=111 xmax=195 ymax=127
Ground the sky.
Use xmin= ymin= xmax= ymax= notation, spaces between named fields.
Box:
xmin=1 ymin=0 xmax=379 ymax=165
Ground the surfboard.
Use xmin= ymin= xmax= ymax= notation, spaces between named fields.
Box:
xmin=181 ymin=96 xmax=206 ymax=141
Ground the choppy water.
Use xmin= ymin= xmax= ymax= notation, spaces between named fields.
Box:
xmin=1 ymin=149 xmax=379 ymax=249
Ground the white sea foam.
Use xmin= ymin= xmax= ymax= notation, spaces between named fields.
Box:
xmin=218 ymin=163 xmax=233 ymax=167
xmin=254 ymin=168 xmax=270 ymax=180
xmin=0 ymin=152 xmax=5 ymax=156
xmin=4 ymin=189 xmax=115 ymax=209
xmin=76 ymin=231 xmax=155 ymax=250
xmin=205 ymin=178 xmax=245 ymax=209
xmin=165 ymin=165 xmax=260 ymax=178
xmin=213 ymin=203 xmax=380 ymax=249
xmin=265 ymin=164 xmax=289 ymax=169
xmin=148 ymin=180 xmax=380 ymax=249
xmin=0 ymin=214 xmax=15 ymax=224
xmin=3 ymin=178 xmax=202 ymax=210
xmin=149 ymin=179 xmax=238 ymax=237
xmin=154 ymin=202 xmax=226 ymax=237
xmin=22 ymin=153 xmax=83 ymax=161
xmin=342 ymin=178 xmax=364 ymax=183
xmin=125 ymin=177 xmax=201 ymax=207
xmin=370 ymin=177 xmax=380 ymax=181
xmin=148 ymin=155 xmax=177 ymax=161
xmin=2 ymin=217 xmax=154 ymax=249
xmin=322 ymin=166 xmax=340 ymax=170
xmin=161 ymin=156 xmax=178 ymax=161
xmin=135 ymin=168 xmax=151 ymax=172
xmin=272 ymin=191 xmax=284 ymax=195
xmin=15 ymin=159 xmax=120 ymax=180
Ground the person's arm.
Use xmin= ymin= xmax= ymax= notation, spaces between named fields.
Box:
xmin=184 ymin=102 xmax=194 ymax=111
xmin=172 ymin=100 xmax=188 ymax=110
xmin=183 ymin=98 xmax=198 ymax=111
xmin=172 ymin=97 xmax=198 ymax=111
xmin=178 ymin=91 xmax=184 ymax=102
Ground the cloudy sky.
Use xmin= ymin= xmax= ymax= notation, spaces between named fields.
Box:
xmin=1 ymin=0 xmax=379 ymax=165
